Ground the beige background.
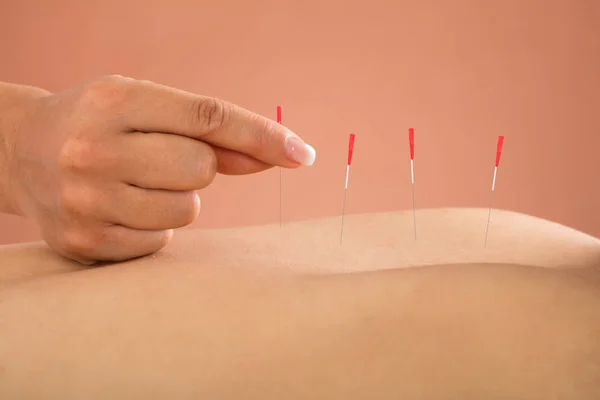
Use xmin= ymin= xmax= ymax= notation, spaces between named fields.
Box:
xmin=1 ymin=0 xmax=599 ymax=245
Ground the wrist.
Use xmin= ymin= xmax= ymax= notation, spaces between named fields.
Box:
xmin=0 ymin=83 xmax=50 ymax=215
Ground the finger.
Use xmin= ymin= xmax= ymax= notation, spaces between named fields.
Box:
xmin=55 ymin=226 xmax=174 ymax=264
xmin=89 ymin=226 xmax=173 ymax=263
xmin=118 ymin=132 xmax=218 ymax=190
xmin=120 ymin=80 xmax=316 ymax=168
xmin=100 ymin=184 xmax=201 ymax=230
xmin=212 ymin=146 xmax=272 ymax=175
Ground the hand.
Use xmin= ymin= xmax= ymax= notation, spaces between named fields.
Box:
xmin=5 ymin=75 xmax=316 ymax=264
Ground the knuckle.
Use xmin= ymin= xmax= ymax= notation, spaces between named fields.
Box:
xmin=102 ymin=74 xmax=133 ymax=84
xmin=137 ymin=78 xmax=155 ymax=86
xmin=58 ymin=136 xmax=117 ymax=174
xmin=58 ymin=137 xmax=99 ymax=172
xmin=58 ymin=184 xmax=99 ymax=217
xmin=78 ymin=75 xmax=132 ymax=112
xmin=190 ymin=97 xmax=229 ymax=134
xmin=58 ymin=184 xmax=82 ymax=215
xmin=60 ymin=228 xmax=98 ymax=257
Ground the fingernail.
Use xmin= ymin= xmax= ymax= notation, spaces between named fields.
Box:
xmin=285 ymin=136 xmax=316 ymax=166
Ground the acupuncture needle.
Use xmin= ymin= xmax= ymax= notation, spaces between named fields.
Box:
xmin=340 ymin=133 xmax=356 ymax=244
xmin=484 ymin=135 xmax=505 ymax=247
xmin=409 ymin=128 xmax=417 ymax=240
xmin=277 ymin=105 xmax=282 ymax=228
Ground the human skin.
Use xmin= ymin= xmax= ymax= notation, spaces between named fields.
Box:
xmin=0 ymin=78 xmax=316 ymax=264
xmin=1 ymin=208 xmax=599 ymax=399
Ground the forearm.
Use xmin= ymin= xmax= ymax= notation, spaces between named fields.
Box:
xmin=0 ymin=82 xmax=50 ymax=215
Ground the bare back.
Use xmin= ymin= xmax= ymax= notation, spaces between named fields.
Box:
xmin=1 ymin=208 xmax=599 ymax=399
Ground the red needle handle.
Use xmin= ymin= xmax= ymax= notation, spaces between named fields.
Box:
xmin=409 ymin=128 xmax=415 ymax=160
xmin=348 ymin=134 xmax=356 ymax=166
xmin=495 ymin=136 xmax=504 ymax=167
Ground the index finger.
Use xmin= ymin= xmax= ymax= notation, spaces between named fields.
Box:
xmin=121 ymin=80 xmax=316 ymax=168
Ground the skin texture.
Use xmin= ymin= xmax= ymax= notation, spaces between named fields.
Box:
xmin=0 ymin=78 xmax=315 ymax=263
xmin=1 ymin=208 xmax=599 ymax=399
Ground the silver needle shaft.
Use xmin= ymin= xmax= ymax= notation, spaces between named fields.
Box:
xmin=484 ymin=166 xmax=498 ymax=247
xmin=484 ymin=190 xmax=494 ymax=246
xmin=411 ymin=183 xmax=417 ymax=240
xmin=279 ymin=168 xmax=282 ymax=228
xmin=408 ymin=128 xmax=416 ymax=240
xmin=340 ymin=187 xmax=348 ymax=244
xmin=410 ymin=159 xmax=417 ymax=240
xmin=277 ymin=106 xmax=283 ymax=228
